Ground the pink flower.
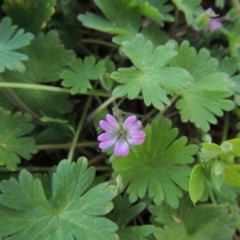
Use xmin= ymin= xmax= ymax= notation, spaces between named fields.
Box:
xmin=98 ymin=114 xmax=146 ymax=156
xmin=208 ymin=19 xmax=222 ymax=32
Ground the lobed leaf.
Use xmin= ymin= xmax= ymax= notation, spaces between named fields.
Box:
xmin=0 ymin=17 xmax=33 ymax=73
xmin=149 ymin=198 xmax=236 ymax=240
xmin=0 ymin=108 xmax=37 ymax=170
xmin=78 ymin=0 xmax=140 ymax=44
xmin=0 ymin=158 xmax=118 ymax=240
xmin=2 ymin=0 xmax=56 ymax=35
xmin=129 ymin=0 xmax=174 ymax=26
xmin=61 ymin=56 xmax=106 ymax=94
xmin=1 ymin=31 xmax=75 ymax=117
xmin=112 ymin=34 xmax=193 ymax=110
xmin=107 ymin=194 xmax=154 ymax=239
xmin=112 ymin=117 xmax=198 ymax=208
xmin=169 ymin=41 xmax=235 ymax=131
xmin=172 ymin=0 xmax=203 ymax=25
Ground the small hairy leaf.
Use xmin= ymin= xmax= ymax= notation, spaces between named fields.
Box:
xmin=78 ymin=0 xmax=140 ymax=44
xmin=221 ymin=138 xmax=240 ymax=156
xmin=223 ymin=163 xmax=240 ymax=186
xmin=61 ymin=56 xmax=106 ymax=94
xmin=112 ymin=117 xmax=198 ymax=208
xmin=149 ymin=198 xmax=236 ymax=240
xmin=189 ymin=164 xmax=204 ymax=204
xmin=112 ymin=34 xmax=193 ymax=110
xmin=0 ymin=17 xmax=33 ymax=73
xmin=0 ymin=158 xmax=118 ymax=240
xmin=1 ymin=31 xmax=75 ymax=117
xmin=2 ymin=0 xmax=56 ymax=35
xmin=0 ymin=108 xmax=37 ymax=169
xmin=170 ymin=41 xmax=234 ymax=131
xmin=211 ymin=161 xmax=225 ymax=190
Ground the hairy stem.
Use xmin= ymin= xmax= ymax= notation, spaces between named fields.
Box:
xmin=37 ymin=141 xmax=98 ymax=150
xmin=0 ymin=83 xmax=40 ymax=120
xmin=81 ymin=39 xmax=118 ymax=49
xmin=221 ymin=112 xmax=229 ymax=142
xmin=0 ymin=82 xmax=109 ymax=97
xmin=67 ymin=96 xmax=93 ymax=163
xmin=87 ymin=96 xmax=117 ymax=121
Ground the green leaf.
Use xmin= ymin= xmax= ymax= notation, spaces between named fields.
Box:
xmin=231 ymin=74 xmax=240 ymax=106
xmin=61 ymin=56 xmax=106 ymax=94
xmin=2 ymin=0 xmax=56 ymax=35
xmin=199 ymin=143 xmax=222 ymax=165
xmin=189 ymin=164 xmax=204 ymax=204
xmin=223 ymin=163 xmax=240 ymax=186
xmin=1 ymin=31 xmax=75 ymax=117
xmin=201 ymin=180 xmax=240 ymax=207
xmin=108 ymin=194 xmax=154 ymax=239
xmin=0 ymin=108 xmax=37 ymax=170
xmin=129 ymin=0 xmax=174 ymax=26
xmin=218 ymin=56 xmax=238 ymax=76
xmin=0 ymin=91 xmax=16 ymax=111
xmin=215 ymin=0 xmax=225 ymax=8
xmin=221 ymin=138 xmax=240 ymax=156
xmin=78 ymin=0 xmax=140 ymax=44
xmin=172 ymin=0 xmax=203 ymax=25
xmin=226 ymin=8 xmax=240 ymax=21
xmin=112 ymin=117 xmax=198 ymax=208
xmin=169 ymin=41 xmax=234 ymax=131
xmin=141 ymin=23 xmax=169 ymax=48
xmin=117 ymin=226 xmax=154 ymax=240
xmin=111 ymin=34 xmax=193 ymax=110
xmin=150 ymin=198 xmax=236 ymax=240
xmin=211 ymin=161 xmax=225 ymax=190
xmin=0 ymin=158 xmax=118 ymax=239
xmin=221 ymin=20 xmax=240 ymax=59
xmin=194 ymin=12 xmax=210 ymax=30
xmin=0 ymin=17 xmax=33 ymax=73
xmin=32 ymin=115 xmax=74 ymax=144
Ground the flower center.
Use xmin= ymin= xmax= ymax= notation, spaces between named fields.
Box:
xmin=118 ymin=129 xmax=127 ymax=139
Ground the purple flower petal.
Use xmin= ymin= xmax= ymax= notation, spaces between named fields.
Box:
xmin=98 ymin=114 xmax=145 ymax=155
xmin=127 ymin=129 xmax=146 ymax=145
xmin=123 ymin=115 xmax=137 ymax=129
xmin=98 ymin=132 xmax=116 ymax=141
xmin=131 ymin=120 xmax=142 ymax=130
xmin=106 ymin=114 xmax=120 ymax=128
xmin=127 ymin=137 xmax=145 ymax=145
xmin=99 ymin=135 xmax=118 ymax=149
xmin=99 ymin=120 xmax=119 ymax=133
xmin=128 ymin=129 xmax=146 ymax=138
xmin=208 ymin=19 xmax=222 ymax=32
xmin=114 ymin=139 xmax=129 ymax=156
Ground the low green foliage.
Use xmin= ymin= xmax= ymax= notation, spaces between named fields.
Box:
xmin=0 ymin=0 xmax=240 ymax=239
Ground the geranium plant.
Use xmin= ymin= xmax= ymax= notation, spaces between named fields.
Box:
xmin=0 ymin=0 xmax=240 ymax=239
